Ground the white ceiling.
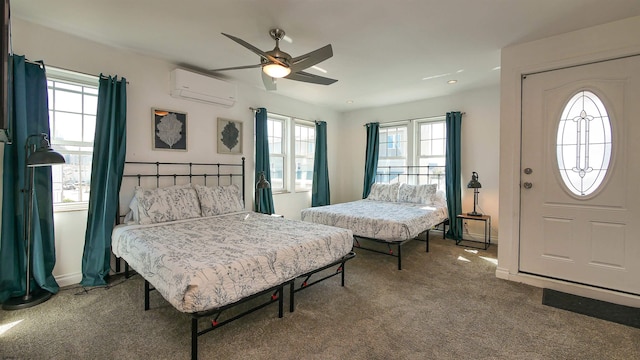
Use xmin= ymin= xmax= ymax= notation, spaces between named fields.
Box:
xmin=11 ymin=0 xmax=640 ymax=112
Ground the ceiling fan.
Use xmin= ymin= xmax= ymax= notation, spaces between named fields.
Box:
xmin=210 ymin=28 xmax=337 ymax=91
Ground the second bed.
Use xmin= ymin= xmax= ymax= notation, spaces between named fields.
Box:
xmin=301 ymin=182 xmax=448 ymax=269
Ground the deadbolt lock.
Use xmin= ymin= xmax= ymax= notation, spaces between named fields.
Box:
xmin=524 ymin=168 xmax=533 ymax=175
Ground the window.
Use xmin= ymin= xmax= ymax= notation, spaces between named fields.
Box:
xmin=47 ymin=68 xmax=98 ymax=208
xmin=294 ymin=122 xmax=315 ymax=191
xmin=267 ymin=113 xmax=315 ymax=193
xmin=417 ymin=120 xmax=446 ymax=188
xmin=556 ymin=90 xmax=612 ymax=196
xmin=267 ymin=115 xmax=285 ymax=191
xmin=377 ymin=125 xmax=408 ymax=183
xmin=376 ymin=118 xmax=446 ymax=187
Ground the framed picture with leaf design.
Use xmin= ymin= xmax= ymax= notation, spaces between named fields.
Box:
xmin=152 ymin=108 xmax=187 ymax=151
xmin=217 ymin=118 xmax=243 ymax=154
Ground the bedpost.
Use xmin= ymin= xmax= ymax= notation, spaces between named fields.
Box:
xmin=241 ymin=157 xmax=246 ymax=204
xmin=191 ymin=318 xmax=198 ymax=360
xmin=144 ymin=280 xmax=150 ymax=311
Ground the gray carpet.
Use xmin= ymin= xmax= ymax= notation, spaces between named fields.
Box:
xmin=1 ymin=235 xmax=639 ymax=360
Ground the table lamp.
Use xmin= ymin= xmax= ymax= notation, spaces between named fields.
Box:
xmin=255 ymin=171 xmax=270 ymax=213
xmin=467 ymin=171 xmax=482 ymax=216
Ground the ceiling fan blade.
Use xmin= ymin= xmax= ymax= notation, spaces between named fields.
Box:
xmin=221 ymin=33 xmax=288 ymax=67
xmin=286 ymin=71 xmax=338 ymax=85
xmin=261 ymin=72 xmax=277 ymax=91
xmin=289 ymin=44 xmax=333 ymax=73
xmin=210 ymin=64 xmax=262 ymax=72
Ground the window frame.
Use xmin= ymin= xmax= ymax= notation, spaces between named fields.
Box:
xmin=266 ymin=112 xmax=315 ymax=194
xmin=267 ymin=114 xmax=287 ymax=193
xmin=376 ymin=117 xmax=447 ymax=186
xmin=377 ymin=123 xmax=410 ymax=183
xmin=293 ymin=119 xmax=315 ymax=192
xmin=415 ymin=117 xmax=446 ymax=167
xmin=46 ymin=67 xmax=99 ymax=212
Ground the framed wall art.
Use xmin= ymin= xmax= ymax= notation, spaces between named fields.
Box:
xmin=217 ymin=118 xmax=243 ymax=154
xmin=153 ymin=108 xmax=187 ymax=151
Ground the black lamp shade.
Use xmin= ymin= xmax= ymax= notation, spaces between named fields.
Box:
xmin=256 ymin=172 xmax=270 ymax=189
xmin=27 ymin=133 xmax=66 ymax=167
xmin=467 ymin=171 xmax=481 ymax=189
xmin=27 ymin=148 xmax=66 ymax=167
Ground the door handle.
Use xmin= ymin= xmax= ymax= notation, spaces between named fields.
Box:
xmin=523 ymin=182 xmax=533 ymax=189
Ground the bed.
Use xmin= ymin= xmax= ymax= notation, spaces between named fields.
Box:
xmin=301 ymin=180 xmax=448 ymax=270
xmin=112 ymin=159 xmax=355 ymax=360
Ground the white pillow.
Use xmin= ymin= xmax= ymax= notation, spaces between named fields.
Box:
xmin=367 ymin=182 xmax=400 ymax=202
xmin=123 ymin=196 xmax=140 ymax=224
xmin=398 ymin=183 xmax=438 ymax=205
xmin=433 ymin=189 xmax=447 ymax=208
xmin=135 ymin=184 xmax=202 ymax=224
xmin=194 ymin=183 xmax=244 ymax=216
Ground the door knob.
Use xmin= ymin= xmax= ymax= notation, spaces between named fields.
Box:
xmin=523 ymin=182 xmax=533 ymax=189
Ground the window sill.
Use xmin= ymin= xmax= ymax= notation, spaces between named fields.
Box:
xmin=54 ymin=202 xmax=89 ymax=213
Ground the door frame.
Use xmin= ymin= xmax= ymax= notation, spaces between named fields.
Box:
xmin=497 ymin=17 xmax=640 ymax=308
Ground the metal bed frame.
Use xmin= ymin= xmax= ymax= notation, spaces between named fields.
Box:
xmin=350 ymin=165 xmax=449 ymax=270
xmin=115 ymin=159 xmax=355 ymax=360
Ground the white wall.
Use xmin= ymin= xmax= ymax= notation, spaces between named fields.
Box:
xmin=8 ymin=18 xmax=341 ymax=286
xmin=6 ymin=17 xmax=503 ymax=287
xmin=499 ymin=15 xmax=640 ymax=307
xmin=338 ymin=86 xmax=501 ymax=241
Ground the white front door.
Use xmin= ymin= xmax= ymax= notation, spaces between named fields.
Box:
xmin=520 ymin=55 xmax=640 ymax=295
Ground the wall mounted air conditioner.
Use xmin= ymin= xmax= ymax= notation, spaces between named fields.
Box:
xmin=170 ymin=69 xmax=237 ymax=107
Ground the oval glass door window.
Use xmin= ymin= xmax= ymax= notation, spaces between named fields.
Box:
xmin=556 ymin=90 xmax=612 ymax=196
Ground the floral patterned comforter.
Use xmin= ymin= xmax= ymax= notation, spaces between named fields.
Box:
xmin=112 ymin=212 xmax=353 ymax=313
xmin=301 ymin=200 xmax=448 ymax=242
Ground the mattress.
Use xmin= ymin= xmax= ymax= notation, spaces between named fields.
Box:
xmin=301 ymin=199 xmax=447 ymax=242
xmin=112 ymin=211 xmax=353 ymax=313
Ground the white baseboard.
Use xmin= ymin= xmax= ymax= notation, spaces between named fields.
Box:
xmin=462 ymin=231 xmax=498 ymax=244
xmin=431 ymin=228 xmax=499 ymax=244
xmin=495 ymin=270 xmax=640 ymax=308
xmin=55 ymin=272 xmax=82 ymax=288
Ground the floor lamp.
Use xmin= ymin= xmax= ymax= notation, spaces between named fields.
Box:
xmin=255 ymin=171 xmax=270 ymax=214
xmin=466 ymin=171 xmax=482 ymax=217
xmin=2 ymin=133 xmax=66 ymax=310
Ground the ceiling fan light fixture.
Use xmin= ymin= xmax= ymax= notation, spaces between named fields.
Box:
xmin=262 ymin=64 xmax=291 ymax=78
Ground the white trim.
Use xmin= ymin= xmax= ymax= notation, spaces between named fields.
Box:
xmin=54 ymin=271 xmax=82 ymax=287
xmin=46 ymin=66 xmax=99 ymax=87
xmin=496 ymin=270 xmax=640 ymax=308
xmin=53 ymin=202 xmax=88 ymax=213
xmin=499 ymin=16 xmax=640 ymax=307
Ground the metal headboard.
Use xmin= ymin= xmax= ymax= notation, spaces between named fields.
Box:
xmin=376 ymin=165 xmax=446 ymax=190
xmin=117 ymin=158 xmax=246 ymax=222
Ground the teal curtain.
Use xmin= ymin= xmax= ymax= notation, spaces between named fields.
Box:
xmin=362 ymin=122 xmax=379 ymax=199
xmin=80 ymin=75 xmax=127 ymax=287
xmin=311 ymin=121 xmax=330 ymax=207
xmin=445 ymin=111 xmax=463 ymax=240
xmin=254 ymin=107 xmax=274 ymax=214
xmin=0 ymin=55 xmax=59 ymax=302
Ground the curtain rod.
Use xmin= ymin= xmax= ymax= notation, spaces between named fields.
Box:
xmin=249 ymin=107 xmax=318 ymax=124
xmin=363 ymin=112 xmax=466 ymax=126
xmin=24 ymin=59 xmax=130 ymax=84
xmin=24 ymin=58 xmax=44 ymax=68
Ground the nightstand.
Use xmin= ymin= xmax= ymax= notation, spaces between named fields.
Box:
xmin=456 ymin=214 xmax=491 ymax=250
